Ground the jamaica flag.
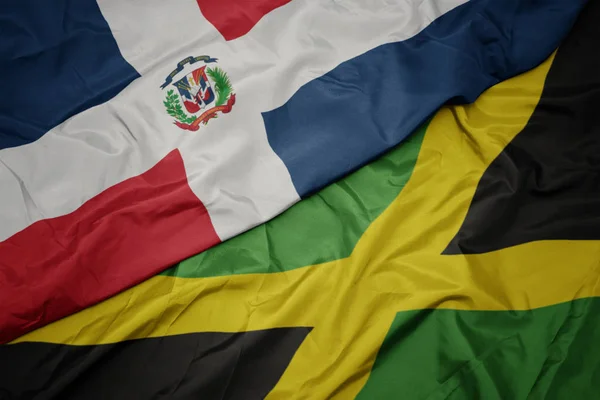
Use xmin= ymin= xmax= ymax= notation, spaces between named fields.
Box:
xmin=2 ymin=2 xmax=600 ymax=399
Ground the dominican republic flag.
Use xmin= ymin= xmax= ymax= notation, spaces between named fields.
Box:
xmin=0 ymin=0 xmax=588 ymax=343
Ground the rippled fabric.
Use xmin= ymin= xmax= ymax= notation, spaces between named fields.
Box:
xmin=3 ymin=0 xmax=600 ymax=398
xmin=11 ymin=7 xmax=600 ymax=395
xmin=0 ymin=0 xmax=589 ymax=345
xmin=164 ymin=123 xmax=427 ymax=278
xmin=196 ymin=0 xmax=292 ymax=41
xmin=0 ymin=328 xmax=311 ymax=399
xmin=358 ymin=298 xmax=600 ymax=399
xmin=0 ymin=0 xmax=139 ymax=148
xmin=262 ymin=0 xmax=588 ymax=197
xmin=446 ymin=4 xmax=600 ymax=254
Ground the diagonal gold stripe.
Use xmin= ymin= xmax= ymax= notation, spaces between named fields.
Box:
xmin=13 ymin=52 xmax=600 ymax=398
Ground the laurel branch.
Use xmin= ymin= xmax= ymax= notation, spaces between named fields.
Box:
xmin=163 ymin=90 xmax=197 ymax=124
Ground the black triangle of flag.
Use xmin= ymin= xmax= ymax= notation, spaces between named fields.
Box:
xmin=445 ymin=0 xmax=600 ymax=255
xmin=0 ymin=328 xmax=311 ymax=400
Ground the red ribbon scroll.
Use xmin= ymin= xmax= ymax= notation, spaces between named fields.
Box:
xmin=175 ymin=94 xmax=236 ymax=131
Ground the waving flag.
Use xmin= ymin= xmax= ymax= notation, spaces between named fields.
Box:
xmin=0 ymin=0 xmax=588 ymax=345
xmin=3 ymin=1 xmax=600 ymax=397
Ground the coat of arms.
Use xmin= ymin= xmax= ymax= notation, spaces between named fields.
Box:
xmin=160 ymin=55 xmax=235 ymax=131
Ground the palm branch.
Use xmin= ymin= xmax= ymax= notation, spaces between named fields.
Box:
xmin=206 ymin=67 xmax=233 ymax=106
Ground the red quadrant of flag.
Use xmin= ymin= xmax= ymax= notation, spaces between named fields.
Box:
xmin=0 ymin=150 xmax=221 ymax=344
xmin=197 ymin=0 xmax=292 ymax=41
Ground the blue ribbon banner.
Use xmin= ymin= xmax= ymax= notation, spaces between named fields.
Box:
xmin=160 ymin=56 xmax=218 ymax=89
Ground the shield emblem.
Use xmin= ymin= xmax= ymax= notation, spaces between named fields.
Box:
xmin=173 ymin=66 xmax=216 ymax=114
xmin=161 ymin=55 xmax=235 ymax=131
